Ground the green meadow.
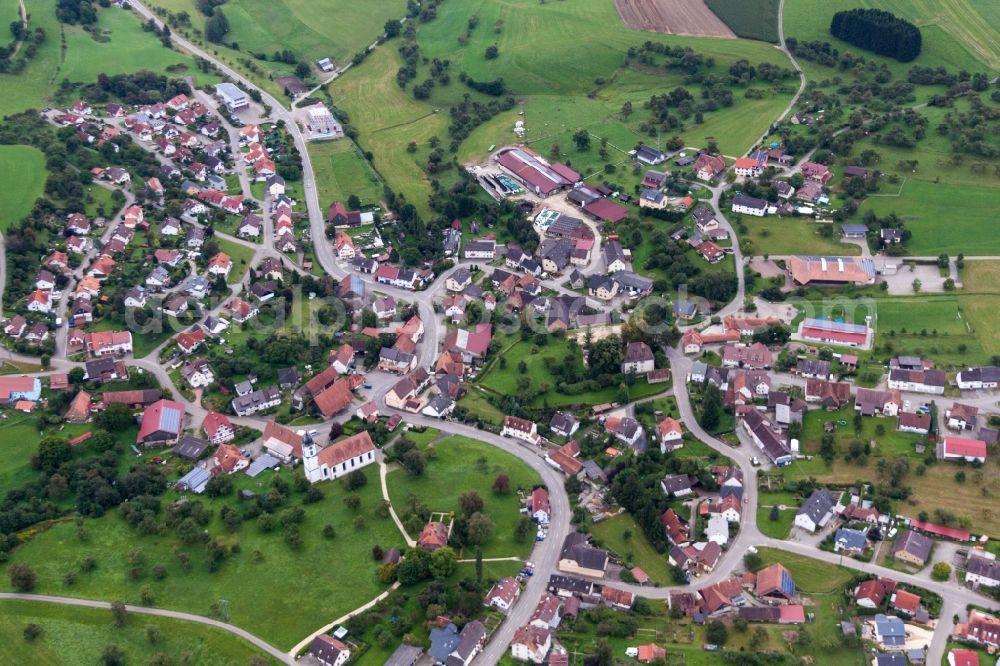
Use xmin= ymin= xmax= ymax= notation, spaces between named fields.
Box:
xmin=0 ymin=3 xmax=218 ymax=118
xmin=329 ymin=0 xmax=797 ymax=209
xmin=784 ymin=0 xmax=1000 ymax=75
xmin=152 ymin=0 xmax=405 ymax=89
xmin=0 ymin=600 xmax=279 ymax=665
xmin=0 ymin=145 xmax=46 ymax=231
xmin=308 ymin=139 xmax=384 ymax=208
xmin=1 ymin=465 xmax=402 ymax=650
xmin=385 ymin=434 xmax=541 ymax=559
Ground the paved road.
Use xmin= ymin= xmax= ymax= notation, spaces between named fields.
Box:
xmin=0 ymin=593 xmax=292 ymax=664
xmin=392 ymin=412 xmax=572 ymax=666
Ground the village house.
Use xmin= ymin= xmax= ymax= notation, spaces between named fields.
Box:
xmin=558 ymin=533 xmax=608 ymax=578
xmin=947 ymin=403 xmax=979 ymax=431
xmin=888 ymin=368 xmax=946 ymax=395
xmin=549 ymin=411 xmax=579 ymax=439
xmin=694 ymin=153 xmax=726 ymax=181
xmin=794 ymin=488 xmax=838 ymax=533
xmin=202 ymin=411 xmax=235 ymax=444
xmin=657 ymin=417 xmax=683 ymax=452
xmin=731 ymin=194 xmax=768 ymax=217
xmin=232 ymin=386 xmax=282 ymax=417
xmin=740 ymin=410 xmax=792 ymax=466
xmin=484 ymin=576 xmax=521 ymax=612
xmin=503 ymin=415 xmax=541 ymax=445
xmin=621 ymin=341 xmax=655 ymax=374
xmin=892 ymin=530 xmax=933 ymax=567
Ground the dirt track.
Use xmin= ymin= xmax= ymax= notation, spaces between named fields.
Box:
xmin=614 ymin=0 xmax=735 ymax=38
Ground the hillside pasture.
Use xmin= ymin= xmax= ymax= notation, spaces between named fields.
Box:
xmin=0 ymin=465 xmax=400 ymax=650
xmin=331 ymin=0 xmax=797 ymax=203
xmin=308 ymin=139 xmax=384 ymax=208
xmin=0 ymin=1 xmax=217 ymax=118
xmin=784 ymin=0 xmax=1000 ymax=74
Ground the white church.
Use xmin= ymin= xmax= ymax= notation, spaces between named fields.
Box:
xmin=302 ymin=430 xmax=377 ymax=483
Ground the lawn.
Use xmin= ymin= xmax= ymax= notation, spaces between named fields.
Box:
xmin=1 ymin=465 xmax=403 ymax=650
xmin=477 ymin=337 xmax=668 ymax=409
xmin=0 ymin=600 xmax=279 ymax=665
xmin=385 ymin=435 xmax=541 ymax=559
xmin=861 ymin=181 xmax=1000 ymax=256
xmin=756 ymin=505 xmax=795 ymax=539
xmin=755 ymin=547 xmax=855 ymax=593
xmin=456 ymin=388 xmax=506 ymax=427
xmin=705 ymin=0 xmax=781 ymax=42
xmin=215 ymin=237 xmax=255 ymax=285
xmin=796 ymin=405 xmax=924 ymax=460
xmin=327 ymin=47 xmax=448 ymax=218
xmin=960 ymin=261 xmax=1000 ymax=293
xmin=783 ymin=0 xmax=1000 ymax=75
xmin=589 ymin=513 xmax=672 ymax=585
xmin=873 ymin=295 xmax=989 ymax=366
xmin=308 ymin=139 xmax=384 ymax=208
xmin=738 ymin=216 xmax=861 ymax=257
xmin=956 ymin=294 xmax=1000 ymax=361
xmin=83 ymin=184 xmax=122 ymax=220
xmin=0 ymin=419 xmax=51 ymax=490
xmin=0 ymin=145 xmax=46 ymax=231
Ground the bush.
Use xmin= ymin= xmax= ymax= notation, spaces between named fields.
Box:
xmin=8 ymin=563 xmax=36 ymax=592
xmin=931 ymin=562 xmax=951 ymax=581
xmin=706 ymin=620 xmax=728 ymax=645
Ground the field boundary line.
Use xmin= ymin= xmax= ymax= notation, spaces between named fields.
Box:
xmin=867 ymin=176 xmax=908 ymax=198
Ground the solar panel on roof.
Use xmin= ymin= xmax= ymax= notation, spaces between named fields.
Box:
xmin=160 ymin=406 xmax=181 ymax=432
xmin=803 ymin=318 xmax=867 ymax=334
xmin=246 ymin=453 xmax=280 ymax=477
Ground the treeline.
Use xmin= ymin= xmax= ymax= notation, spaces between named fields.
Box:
xmin=459 ymin=72 xmax=505 ymax=96
xmin=625 ymin=41 xmax=714 ymax=76
xmin=79 ymin=71 xmax=191 ymax=105
xmin=830 ymin=9 xmax=921 ymax=63
xmin=447 ymin=93 xmax=516 ymax=149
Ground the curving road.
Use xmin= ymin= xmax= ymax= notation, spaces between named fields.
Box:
xmin=0 ymin=593 xmax=293 ymax=664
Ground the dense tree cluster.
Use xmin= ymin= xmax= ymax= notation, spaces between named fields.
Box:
xmin=830 ymin=9 xmax=921 ymax=63
xmin=459 ymin=73 xmax=505 ymax=96
xmin=56 ymin=0 xmax=97 ymax=25
xmin=204 ymin=9 xmax=230 ymax=44
xmin=87 ymin=71 xmax=192 ymax=106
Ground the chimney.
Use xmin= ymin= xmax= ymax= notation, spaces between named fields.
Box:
xmin=820 ymin=258 xmax=827 ymax=272
xmin=838 ymin=258 xmax=844 ymax=272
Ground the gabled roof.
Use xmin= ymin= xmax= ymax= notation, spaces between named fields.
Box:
xmin=317 ymin=430 xmax=375 ymax=468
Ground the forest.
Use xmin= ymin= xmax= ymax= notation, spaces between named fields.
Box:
xmin=830 ymin=9 xmax=922 ymax=63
